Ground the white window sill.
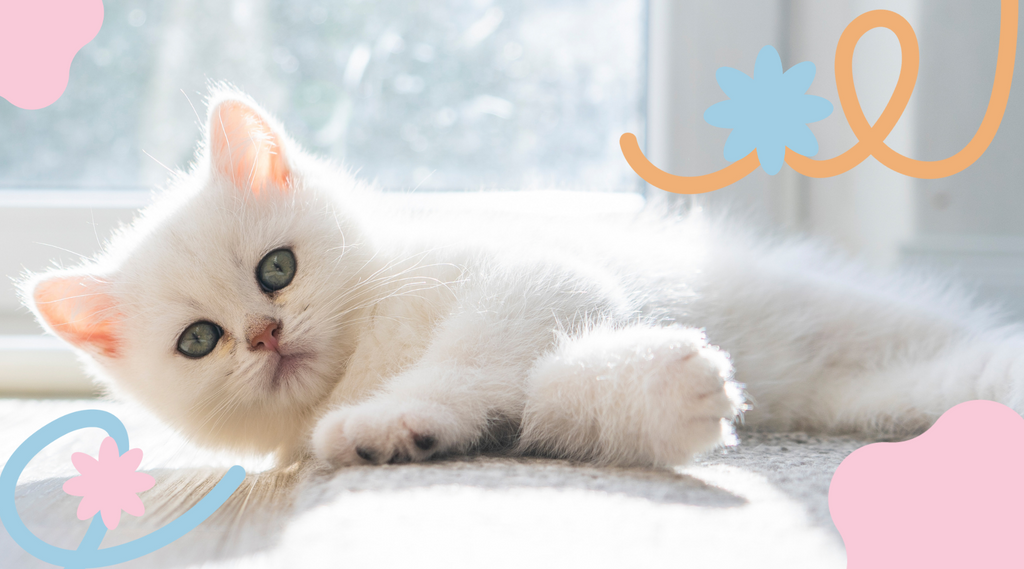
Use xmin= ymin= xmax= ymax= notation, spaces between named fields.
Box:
xmin=0 ymin=335 xmax=92 ymax=396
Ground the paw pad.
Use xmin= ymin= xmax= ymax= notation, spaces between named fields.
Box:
xmin=413 ymin=433 xmax=436 ymax=451
xmin=355 ymin=447 xmax=375 ymax=462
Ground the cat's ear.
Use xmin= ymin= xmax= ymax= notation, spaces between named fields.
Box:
xmin=208 ymin=98 xmax=291 ymax=196
xmin=28 ymin=274 xmax=121 ymax=358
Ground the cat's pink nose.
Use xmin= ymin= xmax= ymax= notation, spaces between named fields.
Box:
xmin=250 ymin=321 xmax=280 ymax=352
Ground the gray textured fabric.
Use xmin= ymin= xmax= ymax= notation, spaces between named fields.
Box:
xmin=0 ymin=399 xmax=868 ymax=568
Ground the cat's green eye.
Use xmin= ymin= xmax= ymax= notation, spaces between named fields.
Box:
xmin=177 ymin=321 xmax=222 ymax=359
xmin=257 ymin=249 xmax=296 ymax=292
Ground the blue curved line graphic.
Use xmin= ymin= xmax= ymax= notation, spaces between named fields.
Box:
xmin=0 ymin=409 xmax=246 ymax=568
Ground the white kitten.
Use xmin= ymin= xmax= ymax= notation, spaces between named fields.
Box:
xmin=23 ymin=89 xmax=1024 ymax=469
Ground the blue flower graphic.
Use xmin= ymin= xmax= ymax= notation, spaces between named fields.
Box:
xmin=704 ymin=45 xmax=833 ymax=175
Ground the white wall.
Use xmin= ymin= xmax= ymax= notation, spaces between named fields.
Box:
xmin=904 ymin=0 xmax=1024 ymax=316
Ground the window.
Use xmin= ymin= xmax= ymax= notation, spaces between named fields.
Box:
xmin=0 ymin=0 xmax=646 ymax=191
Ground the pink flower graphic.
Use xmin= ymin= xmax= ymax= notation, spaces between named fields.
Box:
xmin=62 ymin=437 xmax=155 ymax=530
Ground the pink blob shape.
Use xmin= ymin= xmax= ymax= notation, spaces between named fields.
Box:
xmin=0 ymin=0 xmax=104 ymax=110
xmin=829 ymin=400 xmax=1024 ymax=568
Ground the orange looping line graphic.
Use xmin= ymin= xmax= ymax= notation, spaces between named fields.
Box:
xmin=621 ymin=0 xmax=1019 ymax=194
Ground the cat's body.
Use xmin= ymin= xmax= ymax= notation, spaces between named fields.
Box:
xmin=24 ymin=91 xmax=1024 ymax=469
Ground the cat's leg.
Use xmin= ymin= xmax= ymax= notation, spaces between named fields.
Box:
xmin=748 ymin=330 xmax=1024 ymax=433
xmin=516 ymin=325 xmax=744 ymax=467
xmin=311 ymin=258 xmax=646 ymax=467
xmin=311 ymin=361 xmax=523 ymax=466
xmin=687 ymin=237 xmax=1024 ymax=433
xmin=311 ymin=289 xmax=569 ymax=467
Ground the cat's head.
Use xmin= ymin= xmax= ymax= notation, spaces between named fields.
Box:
xmin=23 ymin=90 xmax=381 ymax=458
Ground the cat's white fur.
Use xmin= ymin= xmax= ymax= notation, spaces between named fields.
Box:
xmin=23 ymin=90 xmax=1024 ymax=468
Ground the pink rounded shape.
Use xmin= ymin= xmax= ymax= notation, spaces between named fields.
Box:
xmin=0 ymin=0 xmax=104 ymax=110
xmin=829 ymin=400 xmax=1024 ymax=568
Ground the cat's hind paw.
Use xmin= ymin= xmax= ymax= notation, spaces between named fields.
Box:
xmin=311 ymin=399 xmax=458 ymax=467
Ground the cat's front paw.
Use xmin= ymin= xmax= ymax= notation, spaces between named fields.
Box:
xmin=521 ymin=325 xmax=743 ymax=467
xmin=311 ymin=399 xmax=458 ymax=467
xmin=643 ymin=337 xmax=744 ymax=462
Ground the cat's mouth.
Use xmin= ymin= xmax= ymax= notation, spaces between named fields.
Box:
xmin=267 ymin=352 xmax=310 ymax=390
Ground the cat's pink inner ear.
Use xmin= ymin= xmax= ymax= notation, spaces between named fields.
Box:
xmin=210 ymin=100 xmax=291 ymax=196
xmin=33 ymin=276 xmax=121 ymax=358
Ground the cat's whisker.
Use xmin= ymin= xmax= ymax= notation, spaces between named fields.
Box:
xmin=317 ymin=259 xmax=463 ymax=311
xmin=181 ymin=88 xmax=203 ymax=127
xmin=32 ymin=242 xmax=98 ymax=264
xmin=142 ymin=149 xmax=176 ymax=177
